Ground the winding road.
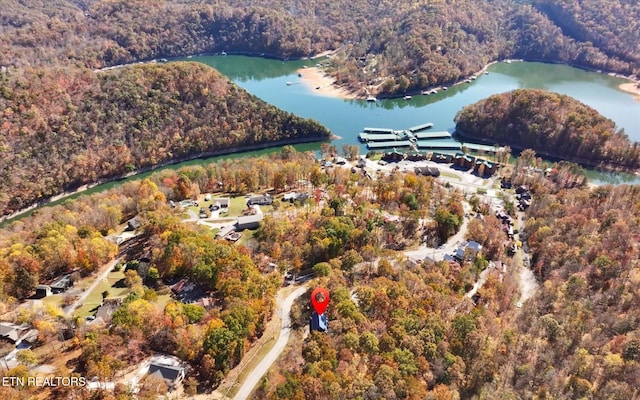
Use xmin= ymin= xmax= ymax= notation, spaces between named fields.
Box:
xmin=233 ymin=286 xmax=308 ymax=400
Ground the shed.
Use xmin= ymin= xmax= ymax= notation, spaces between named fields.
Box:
xmin=213 ymin=197 xmax=230 ymax=208
xmin=35 ymin=285 xmax=52 ymax=298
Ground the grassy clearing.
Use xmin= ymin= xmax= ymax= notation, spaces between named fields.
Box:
xmin=73 ymin=270 xmax=127 ymax=318
xmin=227 ymin=196 xmax=249 ymax=217
xmin=440 ymin=171 xmax=461 ymax=180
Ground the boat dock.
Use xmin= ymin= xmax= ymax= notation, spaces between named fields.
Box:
xmin=413 ymin=131 xmax=451 ymax=140
xmin=366 ymin=140 xmax=413 ymax=149
xmin=363 ymin=127 xmax=396 ymax=134
xmin=359 ymin=132 xmax=409 ymax=142
xmin=416 ymin=140 xmax=463 ymax=151
xmin=407 ymin=122 xmax=434 ymax=133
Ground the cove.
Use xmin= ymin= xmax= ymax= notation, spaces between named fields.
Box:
xmin=194 ymin=56 xmax=639 ymax=144
xmin=3 ymin=57 xmax=640 ymax=225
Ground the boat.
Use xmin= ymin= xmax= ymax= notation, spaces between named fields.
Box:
xmin=421 ymin=90 xmax=430 ymax=95
xmin=484 ymin=71 xmax=489 ymax=75
xmin=403 ymin=95 xmax=412 ymax=100
xmin=366 ymin=95 xmax=377 ymax=102
xmin=221 ymin=51 xmax=227 ymax=56
xmin=442 ymin=86 xmax=448 ymax=91
xmin=286 ymin=81 xmax=292 ymax=86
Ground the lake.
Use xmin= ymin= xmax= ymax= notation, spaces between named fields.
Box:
xmin=4 ymin=56 xmax=640 ymax=225
xmin=192 ymin=56 xmax=640 ymax=146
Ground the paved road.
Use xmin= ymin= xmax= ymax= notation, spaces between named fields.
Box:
xmin=233 ymin=286 xmax=307 ymax=400
xmin=65 ymin=257 xmax=120 ymax=317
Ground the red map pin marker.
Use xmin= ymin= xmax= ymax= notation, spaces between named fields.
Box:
xmin=310 ymin=287 xmax=330 ymax=315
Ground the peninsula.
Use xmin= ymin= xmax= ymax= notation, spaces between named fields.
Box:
xmin=454 ymin=89 xmax=640 ymax=170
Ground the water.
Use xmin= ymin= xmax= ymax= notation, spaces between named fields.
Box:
xmin=197 ymin=56 xmax=640 ymax=146
xmin=4 ymin=57 xmax=640 ymax=225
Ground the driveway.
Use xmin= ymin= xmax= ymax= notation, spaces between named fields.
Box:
xmin=232 ymin=286 xmax=307 ymax=400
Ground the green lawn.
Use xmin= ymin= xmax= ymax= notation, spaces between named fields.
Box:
xmin=440 ymin=171 xmax=461 ymax=181
xmin=227 ymin=196 xmax=249 ymax=217
xmin=73 ymin=270 xmax=128 ymax=318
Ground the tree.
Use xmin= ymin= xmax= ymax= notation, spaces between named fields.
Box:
xmin=16 ymin=349 xmax=39 ymax=366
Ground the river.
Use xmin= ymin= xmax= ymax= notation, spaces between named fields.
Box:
xmin=3 ymin=57 xmax=640 ymax=225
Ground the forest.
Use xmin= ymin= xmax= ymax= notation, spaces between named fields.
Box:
xmin=0 ymin=62 xmax=330 ymax=218
xmin=1 ymin=147 xmax=640 ymax=399
xmin=454 ymin=89 xmax=640 ymax=170
xmin=0 ymin=0 xmax=638 ymax=96
xmin=252 ymin=153 xmax=640 ymax=400
xmin=0 ymin=148 xmax=466 ymax=399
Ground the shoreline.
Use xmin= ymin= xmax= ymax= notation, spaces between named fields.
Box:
xmin=296 ymin=66 xmax=361 ymax=100
xmin=619 ymin=82 xmax=640 ymax=102
xmin=0 ymin=136 xmax=329 ymax=225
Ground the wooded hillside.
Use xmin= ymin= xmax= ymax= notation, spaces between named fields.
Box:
xmin=1 ymin=0 xmax=638 ymax=96
xmin=454 ymin=89 xmax=640 ymax=169
xmin=0 ymin=62 xmax=330 ymax=217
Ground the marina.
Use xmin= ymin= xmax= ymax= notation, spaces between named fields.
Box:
xmin=360 ymin=121 xmax=505 ymax=154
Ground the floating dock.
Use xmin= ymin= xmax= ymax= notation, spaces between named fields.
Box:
xmin=363 ymin=127 xmax=396 ymax=134
xmin=407 ymin=123 xmax=434 ymax=133
xmin=463 ymin=143 xmax=503 ymax=154
xmin=416 ymin=140 xmax=463 ymax=151
xmin=359 ymin=132 xmax=407 ymax=142
xmin=367 ymin=140 xmax=413 ymax=149
xmin=413 ymin=131 xmax=452 ymax=140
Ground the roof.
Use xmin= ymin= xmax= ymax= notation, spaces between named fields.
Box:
xmin=416 ymin=140 xmax=462 ymax=150
xmin=213 ymin=197 xmax=230 ymax=206
xmin=413 ymin=131 xmax=451 ymax=139
xmin=0 ymin=322 xmax=30 ymax=343
xmin=310 ymin=312 xmax=328 ymax=332
xmin=237 ymin=214 xmax=264 ymax=225
xmin=363 ymin=127 xmax=395 ymax=133
xmin=359 ymin=133 xmax=403 ymax=142
xmin=367 ymin=140 xmax=412 ymax=149
xmin=148 ymin=363 xmax=185 ymax=384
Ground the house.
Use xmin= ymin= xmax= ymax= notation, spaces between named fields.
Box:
xmin=310 ymin=312 xmax=328 ymax=333
xmin=215 ymin=225 xmax=236 ymax=240
xmin=454 ymin=241 xmax=483 ymax=261
xmin=50 ymin=275 xmax=73 ymax=294
xmin=147 ymin=355 xmax=187 ymax=391
xmin=93 ymin=298 xmax=123 ymax=324
xmin=414 ymin=166 xmax=440 ymax=177
xmin=431 ymin=152 xmax=454 ymax=163
xmin=35 ymin=285 xmax=52 ymax=298
xmin=0 ymin=322 xmax=37 ymax=345
xmin=247 ymin=194 xmax=273 ymax=206
xmin=288 ymin=192 xmax=309 ymax=203
xmin=406 ymin=151 xmax=426 ymax=161
xmin=474 ymin=159 xmax=496 ymax=176
xmin=382 ymin=149 xmax=405 ymax=163
xmin=236 ymin=213 xmax=264 ymax=230
xmin=453 ymin=153 xmax=475 ymax=170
